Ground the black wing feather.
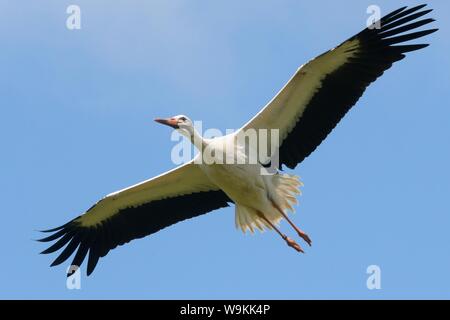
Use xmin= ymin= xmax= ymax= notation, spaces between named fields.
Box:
xmin=279 ymin=5 xmax=437 ymax=169
xmin=39 ymin=190 xmax=232 ymax=276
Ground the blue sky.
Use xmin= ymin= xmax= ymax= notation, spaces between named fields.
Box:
xmin=1 ymin=0 xmax=449 ymax=299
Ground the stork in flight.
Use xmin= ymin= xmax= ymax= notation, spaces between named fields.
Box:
xmin=39 ymin=5 xmax=437 ymax=276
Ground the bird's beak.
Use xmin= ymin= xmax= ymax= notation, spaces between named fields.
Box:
xmin=154 ymin=118 xmax=179 ymax=129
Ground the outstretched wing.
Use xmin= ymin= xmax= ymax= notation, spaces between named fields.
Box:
xmin=239 ymin=4 xmax=437 ymax=169
xmin=39 ymin=161 xmax=232 ymax=276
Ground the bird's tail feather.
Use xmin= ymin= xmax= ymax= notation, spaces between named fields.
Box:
xmin=235 ymin=173 xmax=302 ymax=233
xmin=271 ymin=173 xmax=303 ymax=213
xmin=235 ymin=205 xmax=268 ymax=233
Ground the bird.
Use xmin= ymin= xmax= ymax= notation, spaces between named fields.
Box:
xmin=39 ymin=4 xmax=437 ymax=276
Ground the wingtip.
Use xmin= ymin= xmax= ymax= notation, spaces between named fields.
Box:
xmin=429 ymin=28 xmax=439 ymax=34
xmin=36 ymin=229 xmax=65 ymax=242
xmin=393 ymin=5 xmax=408 ymax=13
xmin=40 ymin=249 xmax=50 ymax=255
xmin=422 ymin=28 xmax=439 ymax=38
xmin=37 ymin=228 xmax=54 ymax=233
xmin=416 ymin=4 xmax=428 ymax=9
xmin=86 ymin=264 xmax=93 ymax=277
xmin=50 ymin=256 xmax=65 ymax=267
xmin=38 ymin=224 xmax=68 ymax=233
xmin=41 ymin=247 xmax=57 ymax=255
xmin=409 ymin=4 xmax=428 ymax=12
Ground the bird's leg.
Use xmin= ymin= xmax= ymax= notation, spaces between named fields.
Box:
xmin=271 ymin=200 xmax=312 ymax=246
xmin=256 ymin=211 xmax=304 ymax=253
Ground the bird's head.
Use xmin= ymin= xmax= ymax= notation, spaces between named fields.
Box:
xmin=154 ymin=115 xmax=194 ymax=138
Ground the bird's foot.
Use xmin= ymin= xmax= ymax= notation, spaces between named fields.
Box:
xmin=297 ymin=230 xmax=312 ymax=247
xmin=285 ymin=236 xmax=304 ymax=253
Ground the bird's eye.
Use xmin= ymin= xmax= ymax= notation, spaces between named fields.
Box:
xmin=179 ymin=117 xmax=187 ymax=121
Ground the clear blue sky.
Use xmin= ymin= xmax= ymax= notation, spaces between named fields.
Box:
xmin=1 ymin=1 xmax=449 ymax=299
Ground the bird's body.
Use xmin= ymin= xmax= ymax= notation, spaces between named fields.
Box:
xmin=195 ymin=137 xmax=301 ymax=233
xmin=200 ymin=162 xmax=266 ymax=210
xmin=38 ymin=5 xmax=438 ymax=277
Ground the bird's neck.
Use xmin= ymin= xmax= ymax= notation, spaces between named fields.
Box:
xmin=180 ymin=126 xmax=207 ymax=151
xmin=190 ymin=127 xmax=207 ymax=150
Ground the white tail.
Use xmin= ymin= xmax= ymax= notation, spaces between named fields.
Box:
xmin=235 ymin=173 xmax=303 ymax=233
xmin=271 ymin=173 xmax=303 ymax=212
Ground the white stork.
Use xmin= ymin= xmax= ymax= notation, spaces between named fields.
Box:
xmin=39 ymin=5 xmax=437 ymax=276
